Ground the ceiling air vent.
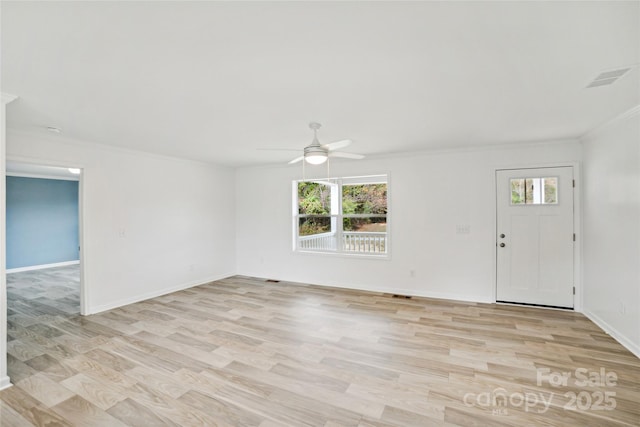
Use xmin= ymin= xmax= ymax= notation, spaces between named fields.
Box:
xmin=586 ymin=67 xmax=631 ymax=88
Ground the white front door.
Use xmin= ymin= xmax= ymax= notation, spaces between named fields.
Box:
xmin=496 ymin=167 xmax=574 ymax=308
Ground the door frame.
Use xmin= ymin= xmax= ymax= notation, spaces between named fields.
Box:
xmin=492 ymin=162 xmax=582 ymax=312
xmin=5 ymin=156 xmax=88 ymax=316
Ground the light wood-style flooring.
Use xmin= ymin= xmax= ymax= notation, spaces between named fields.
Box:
xmin=2 ymin=266 xmax=639 ymax=426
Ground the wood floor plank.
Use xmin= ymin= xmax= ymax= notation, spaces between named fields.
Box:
xmin=0 ymin=399 xmax=35 ymax=427
xmin=16 ymin=373 xmax=75 ymax=408
xmin=106 ymin=398 xmax=180 ymax=427
xmin=222 ymin=360 xmax=386 ymax=419
xmin=177 ymin=389 xmax=265 ymax=426
xmin=60 ymin=353 xmax=137 ymax=389
xmin=51 ymin=395 xmax=128 ymax=427
xmin=60 ymin=373 xmax=128 ymax=411
xmin=124 ymin=365 xmax=190 ymax=399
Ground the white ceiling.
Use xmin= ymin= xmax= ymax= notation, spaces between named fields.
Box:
xmin=2 ymin=1 xmax=638 ymax=167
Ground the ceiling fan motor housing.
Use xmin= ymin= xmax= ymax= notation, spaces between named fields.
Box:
xmin=304 ymin=144 xmax=329 ymax=164
xmin=304 ymin=145 xmax=328 ymax=156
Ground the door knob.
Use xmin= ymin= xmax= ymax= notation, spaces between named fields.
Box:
xmin=500 ymin=234 xmax=505 ymax=238
xmin=500 ymin=243 xmax=506 ymax=247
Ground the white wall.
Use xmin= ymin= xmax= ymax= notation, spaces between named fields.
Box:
xmin=7 ymin=131 xmax=236 ymax=314
xmin=236 ymin=141 xmax=581 ymax=303
xmin=581 ymin=106 xmax=640 ymax=357
xmin=1 ymin=94 xmax=18 ymax=390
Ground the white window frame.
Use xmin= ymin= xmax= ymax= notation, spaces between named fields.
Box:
xmin=292 ymin=174 xmax=389 ymax=257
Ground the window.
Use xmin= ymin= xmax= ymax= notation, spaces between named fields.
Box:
xmin=510 ymin=177 xmax=558 ymax=205
xmin=293 ymin=175 xmax=388 ymax=256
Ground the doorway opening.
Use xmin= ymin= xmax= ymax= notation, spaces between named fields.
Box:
xmin=5 ymin=161 xmax=86 ymax=318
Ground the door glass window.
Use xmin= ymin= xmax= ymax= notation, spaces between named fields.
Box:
xmin=510 ymin=177 xmax=558 ymax=205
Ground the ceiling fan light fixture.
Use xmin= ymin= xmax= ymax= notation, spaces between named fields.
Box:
xmin=304 ymin=145 xmax=328 ymax=165
xmin=305 ymin=154 xmax=328 ymax=165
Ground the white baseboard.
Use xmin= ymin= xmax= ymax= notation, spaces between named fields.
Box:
xmin=7 ymin=260 xmax=80 ymax=274
xmin=0 ymin=376 xmax=12 ymax=390
xmin=583 ymin=309 xmax=640 ymax=359
xmin=333 ymin=282 xmax=493 ymax=304
xmin=86 ymin=272 xmax=236 ymax=315
xmin=242 ymin=273 xmax=493 ymax=304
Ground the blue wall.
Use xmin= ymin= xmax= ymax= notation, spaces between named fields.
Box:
xmin=6 ymin=176 xmax=79 ymax=269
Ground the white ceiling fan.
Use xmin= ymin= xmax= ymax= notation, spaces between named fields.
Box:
xmin=286 ymin=122 xmax=365 ymax=165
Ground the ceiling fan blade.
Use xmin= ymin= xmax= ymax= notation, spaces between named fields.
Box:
xmin=329 ymin=152 xmax=365 ymax=160
xmin=288 ymin=156 xmax=304 ymax=164
xmin=322 ymin=139 xmax=352 ymax=151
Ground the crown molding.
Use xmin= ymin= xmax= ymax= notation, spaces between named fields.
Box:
xmin=7 ymin=128 xmax=231 ymax=171
xmin=237 ymin=137 xmax=580 ymax=171
xmin=580 ymin=104 xmax=640 ymax=140
xmin=1 ymin=93 xmax=18 ymax=105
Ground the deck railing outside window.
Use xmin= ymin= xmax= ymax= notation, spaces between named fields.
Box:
xmin=298 ymin=231 xmax=387 ymax=254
